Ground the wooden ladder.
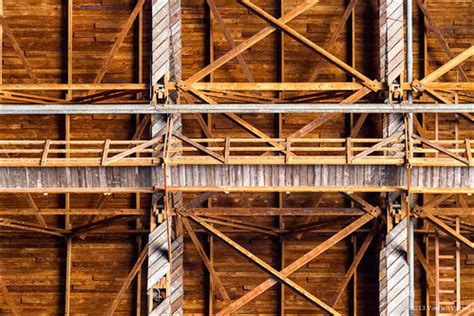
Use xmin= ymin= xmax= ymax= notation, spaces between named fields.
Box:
xmin=435 ymin=217 xmax=461 ymax=316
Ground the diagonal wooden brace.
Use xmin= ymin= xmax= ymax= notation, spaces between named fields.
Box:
xmin=184 ymin=211 xmax=341 ymax=315
xmin=241 ymin=0 xmax=379 ymax=92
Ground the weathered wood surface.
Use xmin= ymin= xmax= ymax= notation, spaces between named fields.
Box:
xmin=2 ymin=165 xmax=471 ymax=190
xmin=0 ymin=167 xmax=155 ymax=189
xmin=167 ymin=165 xmax=473 ymax=189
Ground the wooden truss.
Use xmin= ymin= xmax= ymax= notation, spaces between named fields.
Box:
xmin=175 ymin=192 xmax=382 ymax=315
xmin=167 ymin=0 xmax=473 ymax=106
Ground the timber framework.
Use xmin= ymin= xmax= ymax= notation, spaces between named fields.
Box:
xmin=0 ymin=0 xmax=473 ymax=315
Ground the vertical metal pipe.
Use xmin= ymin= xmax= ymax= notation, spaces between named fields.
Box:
xmin=406 ymin=0 xmax=415 ymax=314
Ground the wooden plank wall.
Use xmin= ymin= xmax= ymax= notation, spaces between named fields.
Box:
xmin=2 ymin=0 xmax=150 ymax=92
xmin=168 ymin=165 xmax=474 ymax=189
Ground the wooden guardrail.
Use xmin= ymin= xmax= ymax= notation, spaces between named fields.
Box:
xmin=0 ymin=136 xmax=471 ymax=167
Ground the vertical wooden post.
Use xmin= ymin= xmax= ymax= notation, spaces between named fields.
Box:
xmin=352 ymin=235 xmax=357 ymax=316
xmin=435 ymin=230 xmax=440 ymax=316
xmin=65 ymin=194 xmax=72 ymax=316
xmin=455 ymin=217 xmax=461 ymax=312
xmin=208 ymin=198 xmax=214 ymax=315
xmin=135 ymin=191 xmax=142 ymax=315
xmin=67 ymin=0 xmax=73 ymax=100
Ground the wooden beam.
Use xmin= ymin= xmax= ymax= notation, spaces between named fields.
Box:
xmin=181 ymin=217 xmax=231 ymax=301
xmin=25 ymin=193 xmax=48 ymax=227
xmin=455 ymin=302 xmax=474 ymax=316
xmin=413 ymin=207 xmax=473 ymax=249
xmin=65 ymin=236 xmax=72 ymax=316
xmin=173 ymin=133 xmax=225 ymax=163
xmin=216 ymin=212 xmax=379 ymax=314
xmin=306 ymin=0 xmax=358 ymax=82
xmin=183 ymin=207 xmax=365 ymax=216
xmin=200 ymin=215 xmax=282 ymax=236
xmin=283 ymin=87 xmax=372 ymax=142
xmin=343 ymin=193 xmax=383 ymax=217
xmin=0 ymin=217 xmax=66 ymax=237
xmin=414 ymin=46 xmax=474 ymax=87
xmin=240 ymin=0 xmax=378 ymax=90
xmin=415 ymin=0 xmax=469 ymax=81
xmin=187 ymin=213 xmax=340 ymax=315
xmin=352 ymin=130 xmax=404 ymax=161
xmin=206 ymin=0 xmax=255 ymax=82
xmin=0 ymin=15 xmax=39 ymax=82
xmin=0 ymin=83 xmax=146 ymax=91
xmin=72 ymin=215 xmax=139 ymax=236
xmin=67 ymin=0 xmax=73 ymax=99
xmin=330 ymin=225 xmax=377 ymax=307
xmin=107 ymin=244 xmax=148 ymax=315
xmin=350 ymin=113 xmax=368 ymax=138
xmin=184 ymin=85 xmax=289 ymax=155
xmin=84 ymin=193 xmax=112 ymax=225
xmin=414 ymin=240 xmax=435 ymax=288
xmin=92 ymin=0 xmax=145 ymax=86
xmin=185 ymin=0 xmax=320 ymax=83
xmin=294 ymin=193 xmax=324 ymax=239
xmin=103 ymin=132 xmax=165 ymax=165
xmin=0 ymin=276 xmax=19 ymax=315
xmin=413 ymin=134 xmax=469 ymax=165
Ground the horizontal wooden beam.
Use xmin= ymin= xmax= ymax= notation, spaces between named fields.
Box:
xmin=163 ymin=186 xmax=404 ymax=193
xmin=181 ymin=207 xmax=365 ymax=216
xmin=0 ymin=208 xmax=147 ymax=215
xmin=0 ymin=188 xmax=155 ymax=194
xmin=0 ymin=83 xmax=146 ymax=90
xmin=162 ymin=186 xmax=474 ymax=194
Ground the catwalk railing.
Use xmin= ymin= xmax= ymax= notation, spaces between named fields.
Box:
xmin=0 ymin=135 xmax=472 ymax=167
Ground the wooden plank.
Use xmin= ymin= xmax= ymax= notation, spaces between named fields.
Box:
xmin=65 ymin=236 xmax=72 ymax=316
xmin=67 ymin=0 xmax=73 ymax=99
xmin=72 ymin=215 xmax=139 ymax=236
xmin=465 ymin=139 xmax=472 ymax=165
xmin=351 ymin=113 xmax=368 ymax=138
xmin=41 ymin=139 xmax=51 ymax=166
xmin=0 ymin=217 xmax=65 ymax=236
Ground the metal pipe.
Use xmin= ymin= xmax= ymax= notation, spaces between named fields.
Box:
xmin=406 ymin=0 xmax=415 ymax=314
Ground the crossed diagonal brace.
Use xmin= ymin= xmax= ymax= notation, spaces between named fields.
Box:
xmin=177 ymin=192 xmax=381 ymax=315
